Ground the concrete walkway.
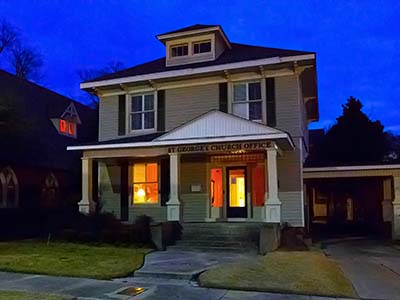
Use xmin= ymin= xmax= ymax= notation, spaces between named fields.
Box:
xmin=134 ymin=249 xmax=257 ymax=279
xmin=324 ymin=238 xmax=400 ymax=300
xmin=0 ymin=271 xmax=354 ymax=300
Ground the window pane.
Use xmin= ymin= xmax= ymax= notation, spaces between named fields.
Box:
xmin=249 ymin=82 xmax=261 ymax=100
xmin=249 ymin=102 xmax=262 ymax=120
xmin=133 ymin=164 xmax=146 ymax=182
xmin=171 ymin=47 xmax=178 ymax=57
xmin=146 ymin=163 xmax=158 ymax=182
xmin=200 ymin=42 xmax=211 ymax=53
xmin=233 ymin=103 xmax=247 ymax=119
xmin=144 ymin=112 xmax=154 ymax=129
xmin=144 ymin=94 xmax=154 ymax=110
xmin=131 ymin=113 xmax=142 ymax=130
xmin=234 ymin=84 xmax=246 ymax=102
xmin=133 ymin=183 xmax=146 ymax=204
xmin=145 ymin=183 xmax=159 ymax=203
xmin=182 ymin=45 xmax=188 ymax=55
xmin=132 ymin=96 xmax=142 ymax=112
xmin=194 ymin=43 xmax=200 ymax=54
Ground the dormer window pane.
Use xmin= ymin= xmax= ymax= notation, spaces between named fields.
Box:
xmin=193 ymin=41 xmax=211 ymax=54
xmin=171 ymin=44 xmax=188 ymax=57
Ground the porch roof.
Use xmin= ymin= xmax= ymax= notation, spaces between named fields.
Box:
xmin=67 ymin=110 xmax=294 ymax=151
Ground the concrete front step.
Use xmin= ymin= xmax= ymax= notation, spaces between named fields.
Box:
xmin=168 ymin=245 xmax=258 ymax=253
xmin=169 ymin=222 xmax=261 ymax=252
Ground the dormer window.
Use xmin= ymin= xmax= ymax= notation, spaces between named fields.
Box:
xmin=193 ymin=40 xmax=211 ymax=54
xmin=171 ymin=44 xmax=188 ymax=58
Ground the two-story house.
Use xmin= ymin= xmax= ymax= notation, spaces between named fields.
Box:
xmin=69 ymin=25 xmax=318 ymax=241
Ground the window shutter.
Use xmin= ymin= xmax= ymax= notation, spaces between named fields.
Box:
xmin=157 ymin=90 xmax=165 ymax=131
xmin=219 ymin=83 xmax=228 ymax=113
xmin=120 ymin=163 xmax=129 ymax=221
xmin=160 ymin=158 xmax=170 ymax=206
xmin=266 ymin=78 xmax=276 ymax=127
xmin=118 ymin=95 xmax=126 ymax=136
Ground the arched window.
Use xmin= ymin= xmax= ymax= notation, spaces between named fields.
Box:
xmin=0 ymin=172 xmax=5 ymax=208
xmin=41 ymin=173 xmax=59 ymax=207
xmin=0 ymin=167 xmax=19 ymax=208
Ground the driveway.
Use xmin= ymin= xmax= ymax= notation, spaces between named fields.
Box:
xmin=324 ymin=238 xmax=400 ymax=300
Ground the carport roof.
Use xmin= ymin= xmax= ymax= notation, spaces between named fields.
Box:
xmin=304 ymin=164 xmax=400 ymax=179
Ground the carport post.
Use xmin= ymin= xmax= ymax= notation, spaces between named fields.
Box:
xmin=393 ymin=177 xmax=400 ymax=239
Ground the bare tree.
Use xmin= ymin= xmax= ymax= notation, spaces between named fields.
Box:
xmin=0 ymin=19 xmax=18 ymax=55
xmin=78 ymin=61 xmax=124 ymax=107
xmin=10 ymin=43 xmax=43 ymax=80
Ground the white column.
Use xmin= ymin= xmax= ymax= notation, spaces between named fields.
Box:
xmin=393 ymin=177 xmax=400 ymax=239
xmin=263 ymin=146 xmax=281 ymax=223
xmin=167 ymin=153 xmax=181 ymax=221
xmin=78 ymin=157 xmax=93 ymax=214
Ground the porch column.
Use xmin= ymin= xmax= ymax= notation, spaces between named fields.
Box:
xmin=78 ymin=157 xmax=94 ymax=214
xmin=263 ymin=146 xmax=281 ymax=223
xmin=167 ymin=153 xmax=181 ymax=221
xmin=393 ymin=177 xmax=400 ymax=239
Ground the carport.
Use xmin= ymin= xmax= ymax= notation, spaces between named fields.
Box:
xmin=304 ymin=164 xmax=400 ymax=239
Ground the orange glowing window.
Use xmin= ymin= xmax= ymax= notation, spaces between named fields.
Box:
xmin=59 ymin=119 xmax=67 ymax=133
xmin=68 ymin=122 xmax=75 ymax=135
xmin=133 ymin=163 xmax=159 ymax=204
xmin=210 ymin=168 xmax=223 ymax=208
xmin=251 ymin=164 xmax=265 ymax=206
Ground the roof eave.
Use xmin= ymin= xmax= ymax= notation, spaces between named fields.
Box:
xmin=80 ymin=53 xmax=315 ymax=90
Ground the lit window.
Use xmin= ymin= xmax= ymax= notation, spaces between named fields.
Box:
xmin=68 ymin=123 xmax=76 ymax=135
xmin=59 ymin=119 xmax=67 ymax=133
xmin=233 ymin=82 xmax=262 ymax=121
xmin=171 ymin=44 xmax=188 ymax=57
xmin=193 ymin=40 xmax=211 ymax=54
xmin=131 ymin=94 xmax=155 ymax=131
xmin=133 ymin=163 xmax=159 ymax=204
xmin=210 ymin=168 xmax=223 ymax=208
xmin=59 ymin=119 xmax=77 ymax=138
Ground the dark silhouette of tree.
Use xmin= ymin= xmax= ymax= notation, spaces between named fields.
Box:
xmin=10 ymin=42 xmax=43 ymax=80
xmin=0 ymin=19 xmax=18 ymax=55
xmin=318 ymin=96 xmax=388 ymax=165
xmin=77 ymin=61 xmax=124 ymax=107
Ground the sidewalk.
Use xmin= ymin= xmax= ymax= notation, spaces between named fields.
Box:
xmin=0 ymin=271 xmax=355 ymax=300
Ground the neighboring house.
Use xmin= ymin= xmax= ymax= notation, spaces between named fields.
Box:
xmin=69 ymin=24 xmax=318 ymax=240
xmin=304 ymin=130 xmax=400 ymax=239
xmin=0 ymin=70 xmax=97 ymax=234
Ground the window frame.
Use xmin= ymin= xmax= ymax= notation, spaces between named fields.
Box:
xmin=131 ymin=162 xmax=160 ymax=206
xmin=231 ymin=80 xmax=265 ymax=123
xmin=170 ymin=43 xmax=189 ymax=58
xmin=192 ymin=40 xmax=212 ymax=55
xmin=128 ymin=92 xmax=157 ymax=133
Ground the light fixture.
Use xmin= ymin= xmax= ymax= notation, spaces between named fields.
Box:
xmin=137 ymin=188 xmax=146 ymax=197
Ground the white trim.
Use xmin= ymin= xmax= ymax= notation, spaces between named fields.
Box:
xmin=156 ymin=26 xmax=231 ymax=49
xmin=80 ymin=54 xmax=315 ymax=89
xmin=68 ymin=133 xmax=293 ymax=151
xmin=304 ymin=164 xmax=400 ymax=172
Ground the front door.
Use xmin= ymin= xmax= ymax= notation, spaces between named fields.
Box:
xmin=227 ymin=167 xmax=247 ymax=218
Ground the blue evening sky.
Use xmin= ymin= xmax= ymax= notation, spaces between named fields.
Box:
xmin=0 ymin=1 xmax=399 ymax=132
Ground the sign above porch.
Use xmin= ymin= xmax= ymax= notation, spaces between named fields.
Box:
xmin=168 ymin=141 xmax=272 ymax=154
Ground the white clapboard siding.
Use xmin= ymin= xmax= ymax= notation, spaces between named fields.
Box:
xmin=157 ymin=110 xmax=285 ymax=141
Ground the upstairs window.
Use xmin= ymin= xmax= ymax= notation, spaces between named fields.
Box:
xmin=232 ymin=82 xmax=262 ymax=122
xmin=130 ymin=94 xmax=155 ymax=131
xmin=193 ymin=40 xmax=211 ymax=54
xmin=171 ymin=44 xmax=188 ymax=57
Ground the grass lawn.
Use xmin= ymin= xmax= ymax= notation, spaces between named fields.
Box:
xmin=0 ymin=290 xmax=71 ymax=300
xmin=0 ymin=240 xmax=150 ymax=280
xmin=199 ymin=250 xmax=357 ymax=298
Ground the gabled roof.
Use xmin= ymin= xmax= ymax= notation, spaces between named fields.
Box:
xmin=157 ymin=24 xmax=219 ymax=36
xmin=0 ymin=69 xmax=97 ymax=171
xmin=83 ymin=43 xmax=314 ymax=86
xmin=156 ymin=110 xmax=285 ymax=141
xmin=68 ymin=110 xmax=294 ymax=151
